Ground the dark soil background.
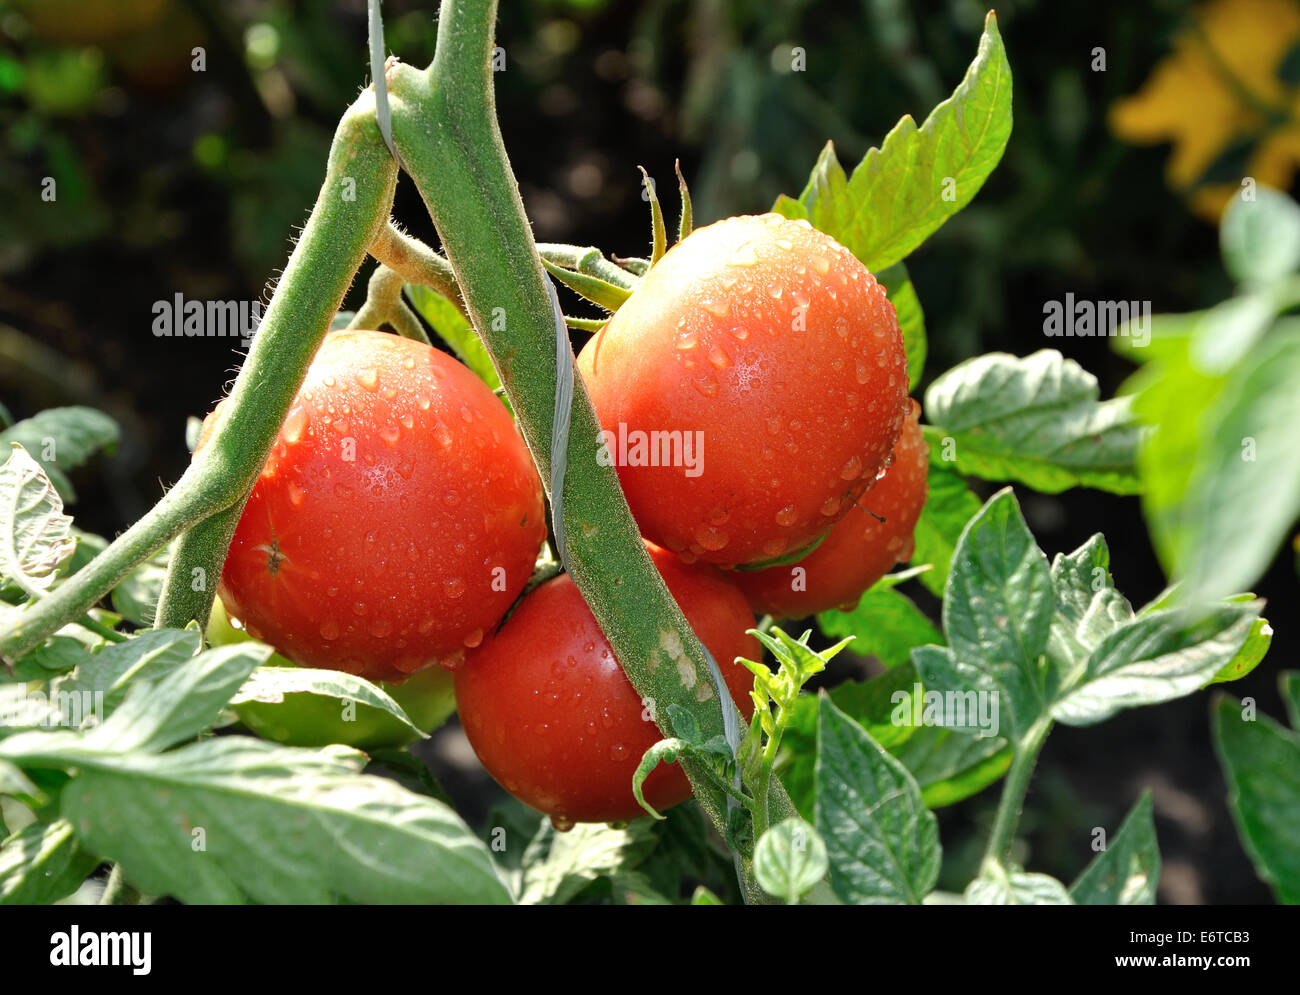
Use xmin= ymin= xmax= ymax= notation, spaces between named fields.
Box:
xmin=0 ymin=0 xmax=1293 ymax=902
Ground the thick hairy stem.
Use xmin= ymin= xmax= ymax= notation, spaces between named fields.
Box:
xmin=388 ymin=0 xmax=794 ymax=902
xmin=369 ymin=221 xmax=467 ymax=314
xmin=349 ymin=263 xmax=432 ymax=343
xmin=3 ymin=94 xmax=398 ymax=654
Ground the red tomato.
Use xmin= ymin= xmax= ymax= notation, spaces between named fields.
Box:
xmin=732 ymin=401 xmax=928 ymax=616
xmin=454 ymin=543 xmax=759 ymax=825
xmin=576 ymin=213 xmax=908 ymax=566
xmin=207 ymin=329 xmax=546 ymax=683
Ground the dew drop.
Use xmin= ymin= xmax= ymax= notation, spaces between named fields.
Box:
xmin=762 ymin=537 xmax=788 ymax=558
xmin=551 ymin=815 xmax=576 ymax=833
xmin=700 ymin=297 xmax=729 ymax=318
xmin=810 ymin=254 xmax=830 ymax=275
xmin=283 ymin=406 xmax=307 ymax=444
xmin=693 ymin=524 xmax=729 ymax=551
xmin=379 ymin=424 xmax=401 ymax=446
xmin=692 ymin=375 xmax=719 ymax=398
xmin=841 ymin=455 xmax=864 ymax=480
xmin=775 ymin=505 xmax=798 ymax=527
xmin=319 ymin=620 xmax=340 ymax=641
xmin=463 ymin=628 xmax=483 ymax=649
xmin=674 ymin=328 xmax=699 ymax=351
xmin=765 ymin=282 xmax=784 ymax=300
xmin=356 ymin=367 xmax=379 ymax=391
xmin=730 ymin=242 xmax=758 ymax=266
xmin=369 ymin=618 xmax=393 ymax=638
xmin=443 ymin=576 xmax=466 ymax=600
xmin=707 ymin=344 xmax=731 ymax=370
xmin=820 ymin=495 xmax=841 ymax=517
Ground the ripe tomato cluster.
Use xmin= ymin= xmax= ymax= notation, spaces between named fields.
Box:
xmin=207 ymin=213 xmax=927 ymax=826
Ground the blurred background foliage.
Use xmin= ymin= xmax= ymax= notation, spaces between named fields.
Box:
xmin=0 ymin=0 xmax=1295 ymax=902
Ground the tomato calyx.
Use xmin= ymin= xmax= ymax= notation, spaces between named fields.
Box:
xmin=542 ymin=160 xmax=695 ymax=333
xmin=731 ymin=528 xmax=831 ymax=573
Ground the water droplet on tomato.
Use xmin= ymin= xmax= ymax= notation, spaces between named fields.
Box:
xmin=674 ymin=328 xmax=698 ymax=350
xmin=693 ymin=524 xmax=729 ymax=551
xmin=416 ymin=392 xmax=432 ymax=410
xmin=287 ymin=482 xmax=306 ymax=507
xmin=730 ymin=242 xmax=758 ymax=266
xmin=551 ymin=815 xmax=575 ymax=833
xmin=707 ymin=344 xmax=731 ymax=370
xmin=766 ymin=282 xmax=783 ymax=300
xmin=463 ymin=628 xmax=483 ymax=648
xmin=369 ymin=618 xmax=392 ymax=638
xmin=841 ymin=455 xmax=863 ymax=480
xmin=319 ymin=620 xmax=340 ymax=640
xmin=379 ymin=424 xmax=401 ymax=446
xmin=810 ymin=254 xmax=830 ymax=275
xmin=700 ymin=297 xmax=729 ymax=318
xmin=762 ymin=537 xmax=788 ymax=558
xmin=608 ymin=743 xmax=627 ymax=762
xmin=443 ymin=576 xmax=466 ymax=600
xmin=692 ymin=375 xmax=718 ymax=398
xmin=820 ymin=495 xmax=841 ymax=517
xmin=356 ymin=367 xmax=379 ymax=391
xmin=283 ymin=406 xmax=307 ymax=444
xmin=775 ymin=505 xmax=798 ymax=527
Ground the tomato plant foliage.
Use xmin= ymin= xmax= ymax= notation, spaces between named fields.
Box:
xmin=0 ymin=6 xmax=1295 ymax=907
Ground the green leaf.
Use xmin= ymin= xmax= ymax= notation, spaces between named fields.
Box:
xmin=890 ymin=725 xmax=1011 ymax=808
xmin=1055 ymin=600 xmax=1258 ymax=728
xmin=909 ymin=460 xmax=982 ymax=597
xmin=1282 ymin=672 xmax=1300 ymax=732
xmin=966 ymin=867 xmax=1074 ymax=905
xmin=54 ymin=628 xmax=202 ymax=718
xmin=817 ymin=583 xmax=942 ymax=669
xmin=404 ymin=283 xmax=502 ymax=393
xmin=779 ymin=664 xmax=923 ymax=816
xmin=754 ymin=817 xmax=828 ymax=903
xmin=9 ymin=635 xmax=88 ymax=682
xmin=1122 ymin=328 xmax=1227 ymax=570
xmin=1047 ymin=534 xmax=1134 ymax=669
xmin=1206 ymin=615 xmax=1272 ymax=686
xmin=940 ymin=488 xmax=1055 ymax=738
xmin=82 ymin=642 xmax=271 ymax=753
xmin=0 ymin=407 xmax=118 ymax=504
xmin=691 ymin=885 xmax=724 ymax=905
xmin=1220 ymin=186 xmax=1300 ymax=287
xmin=1212 ymin=696 xmax=1300 ymax=904
xmin=1052 ymin=604 xmax=1258 ymax=726
xmin=0 ymin=818 xmax=97 ymax=905
xmin=0 ymin=444 xmax=77 ymax=598
xmin=1174 ymin=328 xmax=1300 ymax=603
xmin=814 ymin=696 xmax=939 ymax=904
xmin=231 ymin=666 xmax=425 ymax=741
xmin=0 ymin=758 xmax=37 ymax=797
xmin=1069 ymin=791 xmax=1159 ymax=905
xmin=519 ymin=819 xmax=655 ymax=905
xmin=110 ymin=550 xmax=170 ymax=628
xmin=790 ymin=12 xmax=1011 ymax=274
xmin=877 ymin=262 xmax=926 ymax=390
xmin=59 ymin=737 xmax=512 ymax=904
xmin=924 ymin=350 xmax=1143 ymax=494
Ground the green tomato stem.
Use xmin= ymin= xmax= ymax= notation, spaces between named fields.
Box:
xmin=2 ymin=93 xmax=398 ymax=657
xmin=370 ymin=221 xmax=468 ymax=313
xmin=981 ymin=716 xmax=1053 ymax=871
xmin=389 ymin=0 xmax=793 ymax=902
